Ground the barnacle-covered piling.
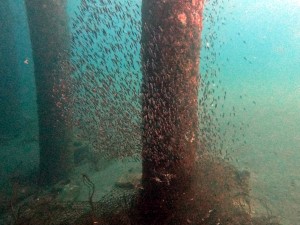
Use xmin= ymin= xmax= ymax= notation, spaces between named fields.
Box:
xmin=138 ymin=0 xmax=205 ymax=223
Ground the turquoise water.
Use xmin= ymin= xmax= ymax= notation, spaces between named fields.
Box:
xmin=205 ymin=0 xmax=300 ymax=223
xmin=0 ymin=0 xmax=299 ymax=224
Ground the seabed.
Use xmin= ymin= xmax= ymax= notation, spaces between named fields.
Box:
xmin=0 ymin=143 xmax=281 ymax=225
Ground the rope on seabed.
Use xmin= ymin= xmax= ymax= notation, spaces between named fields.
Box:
xmin=82 ymin=173 xmax=98 ymax=224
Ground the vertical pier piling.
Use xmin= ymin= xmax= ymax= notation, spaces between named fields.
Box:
xmin=139 ymin=0 xmax=204 ymax=223
xmin=25 ymin=0 xmax=73 ymax=185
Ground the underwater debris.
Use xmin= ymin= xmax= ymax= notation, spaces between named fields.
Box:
xmin=82 ymin=174 xmax=95 ymax=212
xmin=115 ymin=173 xmax=142 ymax=190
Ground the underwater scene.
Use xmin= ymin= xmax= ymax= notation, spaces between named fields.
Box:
xmin=0 ymin=0 xmax=299 ymax=224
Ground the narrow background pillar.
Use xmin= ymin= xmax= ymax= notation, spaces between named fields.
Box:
xmin=25 ymin=0 xmax=73 ymax=185
xmin=0 ymin=0 xmax=22 ymax=139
